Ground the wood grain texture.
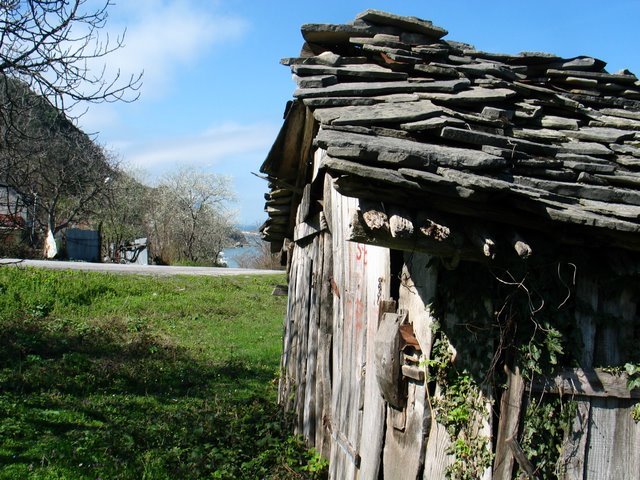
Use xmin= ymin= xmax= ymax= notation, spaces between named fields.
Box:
xmin=493 ymin=367 xmax=525 ymax=480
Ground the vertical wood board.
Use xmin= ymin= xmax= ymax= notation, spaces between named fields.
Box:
xmin=585 ymin=287 xmax=639 ymax=479
xmin=303 ymin=235 xmax=322 ymax=443
xmin=382 ymin=252 xmax=438 ymax=479
xmin=357 ymin=240 xmax=390 ymax=480
xmin=493 ymin=367 xmax=525 ymax=480
xmin=316 ymin=229 xmax=334 ymax=458
xmin=562 ymin=276 xmax=598 ymax=480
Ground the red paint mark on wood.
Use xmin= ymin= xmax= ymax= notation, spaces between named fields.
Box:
xmin=355 ymin=243 xmax=368 ymax=266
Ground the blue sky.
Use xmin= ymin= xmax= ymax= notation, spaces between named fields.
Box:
xmin=78 ymin=0 xmax=640 ymax=226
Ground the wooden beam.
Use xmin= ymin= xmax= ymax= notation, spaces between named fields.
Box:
xmin=529 ymin=368 xmax=640 ymax=399
xmin=348 ymin=209 xmax=481 ymax=261
xmin=508 ymin=438 xmax=538 ymax=479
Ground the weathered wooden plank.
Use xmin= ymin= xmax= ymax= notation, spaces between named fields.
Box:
xmin=400 ymin=253 xmax=438 ymax=376
xmin=328 ymin=184 xmax=348 ymax=478
xmin=530 ymin=368 xmax=640 ymax=399
xmin=383 ymin=382 xmax=428 ymax=479
xmin=329 ymin=190 xmax=368 ymax=479
xmin=508 ymin=438 xmax=537 ymax=478
xmin=294 ymin=213 xmax=326 ymax=243
xmin=316 ymin=227 xmax=334 ymax=458
xmin=348 ymin=209 xmax=482 ymax=262
xmin=294 ymin=249 xmax=312 ymax=435
xmin=586 ymin=398 xmax=640 ymax=479
xmin=380 ymin=253 xmax=437 ymax=479
xmin=493 ymin=367 xmax=525 ymax=480
xmin=278 ymin=257 xmax=298 ymax=408
xmin=375 ymin=312 xmax=404 ymax=409
xmin=260 ymin=99 xmax=308 ymax=179
xmin=423 ymin=385 xmax=454 ymax=478
xmin=357 ymin=248 xmax=391 ymax=479
xmin=585 ymin=289 xmax=640 ymax=479
xmin=561 ymin=276 xmax=597 ymax=480
xmin=303 ymin=236 xmax=321 ymax=444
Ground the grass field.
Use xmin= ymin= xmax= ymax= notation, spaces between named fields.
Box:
xmin=0 ymin=267 xmax=326 ymax=479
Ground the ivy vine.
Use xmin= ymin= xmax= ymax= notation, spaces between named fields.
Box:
xmin=425 ymin=332 xmax=493 ymax=479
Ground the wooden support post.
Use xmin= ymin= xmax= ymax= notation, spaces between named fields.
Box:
xmin=348 ymin=209 xmax=482 ymax=261
xmin=508 ymin=438 xmax=538 ymax=479
xmin=494 ymin=366 xmax=525 ymax=480
xmin=561 ymin=276 xmax=597 ymax=480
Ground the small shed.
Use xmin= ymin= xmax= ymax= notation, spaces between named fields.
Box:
xmin=260 ymin=10 xmax=640 ymax=479
xmin=66 ymin=228 xmax=101 ymax=262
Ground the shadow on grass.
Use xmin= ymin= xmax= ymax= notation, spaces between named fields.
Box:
xmin=0 ymin=315 xmax=319 ymax=480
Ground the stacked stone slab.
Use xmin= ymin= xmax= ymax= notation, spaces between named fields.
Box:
xmin=261 ymin=9 xmax=640 ymax=255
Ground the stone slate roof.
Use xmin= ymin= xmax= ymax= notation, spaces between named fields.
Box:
xmin=260 ymin=10 xmax=640 ymax=257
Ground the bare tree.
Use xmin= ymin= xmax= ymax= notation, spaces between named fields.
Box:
xmin=0 ymin=1 xmax=141 ymax=257
xmin=0 ymin=0 xmax=141 ymax=122
xmin=1 ymin=108 xmax=115 ymax=256
xmin=98 ymin=166 xmax=149 ymax=260
xmin=148 ymin=167 xmax=236 ymax=265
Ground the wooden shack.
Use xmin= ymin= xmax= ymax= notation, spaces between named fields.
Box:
xmin=260 ymin=10 xmax=640 ymax=479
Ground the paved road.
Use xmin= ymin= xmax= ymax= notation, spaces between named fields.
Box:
xmin=0 ymin=258 xmax=284 ymax=277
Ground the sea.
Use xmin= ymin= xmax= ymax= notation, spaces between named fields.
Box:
xmin=220 ymin=229 xmax=260 ymax=268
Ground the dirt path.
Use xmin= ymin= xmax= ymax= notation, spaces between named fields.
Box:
xmin=0 ymin=258 xmax=283 ymax=276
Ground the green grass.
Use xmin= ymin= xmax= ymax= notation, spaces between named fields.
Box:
xmin=0 ymin=268 xmax=326 ymax=479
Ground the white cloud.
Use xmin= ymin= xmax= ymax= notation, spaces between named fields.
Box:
xmin=93 ymin=1 xmax=249 ymax=99
xmin=120 ymin=122 xmax=279 ymax=172
xmin=74 ymin=1 xmax=250 ymax=135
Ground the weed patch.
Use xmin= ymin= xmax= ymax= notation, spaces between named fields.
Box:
xmin=0 ymin=268 xmax=324 ymax=479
